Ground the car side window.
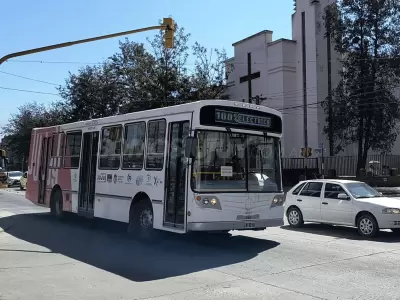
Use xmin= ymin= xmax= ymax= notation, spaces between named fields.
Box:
xmin=300 ymin=182 xmax=323 ymax=197
xmin=292 ymin=182 xmax=306 ymax=195
xmin=324 ymin=183 xmax=347 ymax=199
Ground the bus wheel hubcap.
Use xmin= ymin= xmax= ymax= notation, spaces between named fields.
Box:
xmin=140 ymin=209 xmax=153 ymax=229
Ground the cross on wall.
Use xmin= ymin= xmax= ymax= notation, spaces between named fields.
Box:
xmin=239 ymin=52 xmax=261 ymax=103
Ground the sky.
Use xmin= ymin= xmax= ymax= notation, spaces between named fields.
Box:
xmin=0 ymin=0 xmax=294 ymax=134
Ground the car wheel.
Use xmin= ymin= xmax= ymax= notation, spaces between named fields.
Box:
xmin=287 ymin=207 xmax=304 ymax=228
xmin=357 ymin=214 xmax=378 ymax=238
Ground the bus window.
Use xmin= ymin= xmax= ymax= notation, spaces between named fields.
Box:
xmin=63 ymin=131 xmax=82 ymax=168
xmin=99 ymin=125 xmax=122 ymax=169
xmin=146 ymin=119 xmax=166 ymax=170
xmin=123 ymin=122 xmax=146 ymax=169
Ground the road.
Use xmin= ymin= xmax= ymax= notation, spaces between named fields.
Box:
xmin=1 ymin=189 xmax=400 ymax=300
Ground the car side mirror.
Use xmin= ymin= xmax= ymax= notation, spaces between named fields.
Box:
xmin=338 ymin=193 xmax=350 ymax=200
xmin=184 ymin=137 xmax=197 ymax=158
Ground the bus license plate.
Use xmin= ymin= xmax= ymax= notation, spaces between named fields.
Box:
xmin=244 ymin=221 xmax=256 ymax=229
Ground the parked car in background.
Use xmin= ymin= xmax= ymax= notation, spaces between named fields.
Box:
xmin=285 ymin=179 xmax=400 ymax=238
xmin=20 ymin=171 xmax=27 ymax=190
xmin=7 ymin=171 xmax=23 ymax=188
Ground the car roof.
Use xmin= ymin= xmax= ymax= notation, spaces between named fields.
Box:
xmin=297 ymin=179 xmax=360 ymax=184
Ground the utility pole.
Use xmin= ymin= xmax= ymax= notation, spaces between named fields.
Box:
xmin=0 ymin=18 xmax=175 ymax=66
xmin=301 ymin=11 xmax=308 ymax=180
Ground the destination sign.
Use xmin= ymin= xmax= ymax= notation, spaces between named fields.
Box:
xmin=199 ymin=105 xmax=282 ymax=134
xmin=215 ymin=109 xmax=272 ymax=128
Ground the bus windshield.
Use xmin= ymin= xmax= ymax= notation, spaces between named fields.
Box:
xmin=191 ymin=130 xmax=281 ymax=193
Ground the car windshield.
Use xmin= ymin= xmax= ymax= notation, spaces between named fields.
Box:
xmin=344 ymin=182 xmax=382 ymax=198
xmin=9 ymin=171 xmax=22 ymax=177
xmin=191 ymin=130 xmax=281 ymax=192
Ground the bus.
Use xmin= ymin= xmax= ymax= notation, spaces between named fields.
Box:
xmin=26 ymin=100 xmax=285 ymax=237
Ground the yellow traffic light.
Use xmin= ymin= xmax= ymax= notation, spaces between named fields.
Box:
xmin=163 ymin=17 xmax=175 ymax=48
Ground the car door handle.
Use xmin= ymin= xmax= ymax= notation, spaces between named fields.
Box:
xmin=297 ymin=199 xmax=302 ymax=202
xmin=322 ymin=202 xmax=328 ymax=205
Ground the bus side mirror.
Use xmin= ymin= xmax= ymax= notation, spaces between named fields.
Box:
xmin=184 ymin=137 xmax=197 ymax=158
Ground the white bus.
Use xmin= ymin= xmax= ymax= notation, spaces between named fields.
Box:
xmin=26 ymin=100 xmax=285 ymax=236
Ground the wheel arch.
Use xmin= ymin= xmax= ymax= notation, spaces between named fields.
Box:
xmin=49 ymin=184 xmax=63 ymax=214
xmin=354 ymin=210 xmax=378 ymax=227
xmin=286 ymin=205 xmax=302 ymax=217
xmin=129 ymin=191 xmax=152 ymax=220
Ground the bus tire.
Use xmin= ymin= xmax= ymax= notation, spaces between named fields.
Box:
xmin=128 ymin=198 xmax=155 ymax=240
xmin=50 ymin=188 xmax=64 ymax=220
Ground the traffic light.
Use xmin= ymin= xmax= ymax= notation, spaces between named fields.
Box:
xmin=300 ymin=147 xmax=312 ymax=158
xmin=163 ymin=17 xmax=175 ymax=49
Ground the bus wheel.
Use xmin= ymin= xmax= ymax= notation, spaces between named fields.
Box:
xmin=51 ymin=188 xmax=63 ymax=219
xmin=128 ymin=199 xmax=155 ymax=239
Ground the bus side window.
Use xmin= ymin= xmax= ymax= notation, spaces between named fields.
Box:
xmin=123 ymin=122 xmax=146 ymax=169
xmin=99 ymin=125 xmax=122 ymax=170
xmin=146 ymin=119 xmax=166 ymax=170
xmin=63 ymin=131 xmax=82 ymax=168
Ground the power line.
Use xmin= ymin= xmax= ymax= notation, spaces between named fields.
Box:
xmin=0 ymin=71 xmax=60 ymax=86
xmin=0 ymin=86 xmax=59 ymax=96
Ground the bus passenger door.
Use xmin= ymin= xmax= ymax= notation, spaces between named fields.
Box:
xmin=78 ymin=131 xmax=99 ymax=217
xmin=164 ymin=120 xmax=190 ymax=229
xmin=38 ymin=137 xmax=51 ymax=204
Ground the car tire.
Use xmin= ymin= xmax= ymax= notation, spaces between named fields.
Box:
xmin=127 ymin=199 xmax=156 ymax=240
xmin=357 ymin=214 xmax=378 ymax=238
xmin=287 ymin=207 xmax=304 ymax=228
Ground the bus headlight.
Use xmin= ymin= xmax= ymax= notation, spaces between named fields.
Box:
xmin=196 ymin=195 xmax=221 ymax=210
xmin=271 ymin=195 xmax=285 ymax=208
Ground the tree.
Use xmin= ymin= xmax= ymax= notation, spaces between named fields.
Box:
xmin=191 ymin=42 xmax=230 ymax=100
xmin=58 ymin=18 xmax=230 ymax=120
xmin=323 ymin=0 xmax=400 ymax=171
xmin=1 ymin=102 xmax=64 ymax=169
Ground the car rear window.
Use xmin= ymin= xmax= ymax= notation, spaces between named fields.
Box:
xmin=292 ymin=182 xmax=306 ymax=195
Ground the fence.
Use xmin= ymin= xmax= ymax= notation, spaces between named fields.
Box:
xmin=282 ymin=155 xmax=400 ymax=178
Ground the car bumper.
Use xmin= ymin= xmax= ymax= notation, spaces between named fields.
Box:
xmin=377 ymin=217 xmax=400 ymax=229
xmin=187 ymin=218 xmax=284 ymax=231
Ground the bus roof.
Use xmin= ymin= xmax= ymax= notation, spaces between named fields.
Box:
xmin=32 ymin=100 xmax=282 ymax=132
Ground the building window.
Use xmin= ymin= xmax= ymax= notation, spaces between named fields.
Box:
xmin=99 ymin=125 xmax=122 ymax=169
xmin=146 ymin=119 xmax=166 ymax=170
xmin=63 ymin=131 xmax=82 ymax=168
xmin=123 ymin=122 xmax=146 ymax=169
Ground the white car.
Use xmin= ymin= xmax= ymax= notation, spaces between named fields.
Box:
xmin=7 ymin=171 xmax=23 ymax=188
xmin=285 ymin=179 xmax=400 ymax=238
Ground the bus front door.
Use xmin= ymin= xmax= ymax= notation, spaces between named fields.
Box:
xmin=78 ymin=131 xmax=99 ymax=217
xmin=164 ymin=120 xmax=190 ymax=229
xmin=38 ymin=136 xmax=51 ymax=204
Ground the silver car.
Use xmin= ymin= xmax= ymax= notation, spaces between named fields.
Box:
xmin=7 ymin=171 xmax=23 ymax=188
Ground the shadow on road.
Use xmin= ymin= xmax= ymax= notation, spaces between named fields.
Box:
xmin=281 ymin=223 xmax=400 ymax=242
xmin=0 ymin=213 xmax=279 ymax=282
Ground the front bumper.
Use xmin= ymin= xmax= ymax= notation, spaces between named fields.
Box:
xmin=187 ymin=218 xmax=284 ymax=231
xmin=377 ymin=217 xmax=400 ymax=229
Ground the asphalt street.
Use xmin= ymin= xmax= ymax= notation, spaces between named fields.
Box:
xmin=1 ymin=188 xmax=400 ymax=300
